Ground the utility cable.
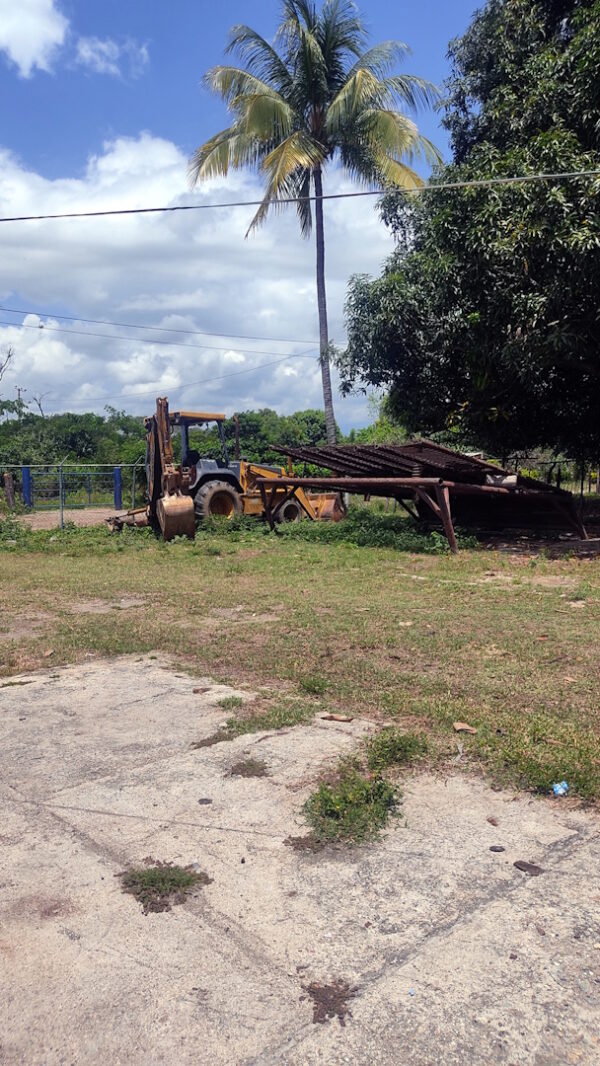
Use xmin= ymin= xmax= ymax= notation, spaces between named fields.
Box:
xmin=0 ymin=318 xmax=316 ymax=358
xmin=0 ymin=169 xmax=598 ymax=224
xmin=0 ymin=305 xmax=317 ymax=346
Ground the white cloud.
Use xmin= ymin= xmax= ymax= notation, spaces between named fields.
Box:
xmin=75 ymin=36 xmax=149 ymax=79
xmin=0 ymin=0 xmax=68 ymax=77
xmin=0 ymin=134 xmax=393 ymax=432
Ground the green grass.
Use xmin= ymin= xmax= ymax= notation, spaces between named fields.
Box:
xmin=278 ymin=507 xmax=477 ymax=552
xmin=2 ymin=511 xmax=600 ymax=799
xmin=366 ymin=728 xmax=428 ymax=771
xmin=303 ymin=762 xmax=398 ymax=844
xmin=222 ymin=699 xmax=317 ymax=738
xmin=217 ymin=695 xmax=243 ymax=711
xmin=120 ymin=862 xmax=212 ymax=913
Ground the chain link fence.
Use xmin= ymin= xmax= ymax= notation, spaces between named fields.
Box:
xmin=1 ymin=460 xmax=146 ymax=526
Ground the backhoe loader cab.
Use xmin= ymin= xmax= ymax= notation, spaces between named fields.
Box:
xmin=169 ymin=408 xmax=283 ymax=521
xmin=143 ymin=396 xmax=345 ymax=540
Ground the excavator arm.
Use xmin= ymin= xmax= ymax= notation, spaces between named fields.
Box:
xmin=145 ymin=397 xmax=196 ymax=540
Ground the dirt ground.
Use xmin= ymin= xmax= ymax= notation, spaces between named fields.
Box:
xmin=1 ymin=657 xmax=599 ymax=1065
xmin=20 ymin=507 xmax=119 ymax=530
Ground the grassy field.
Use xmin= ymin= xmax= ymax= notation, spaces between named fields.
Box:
xmin=1 ymin=511 xmax=600 ymax=801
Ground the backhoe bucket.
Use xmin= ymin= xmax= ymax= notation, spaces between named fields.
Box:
xmin=157 ymin=493 xmax=195 ymax=541
xmin=308 ymin=492 xmax=346 ymax=522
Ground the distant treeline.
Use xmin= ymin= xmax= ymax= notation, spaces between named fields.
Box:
xmin=0 ymin=404 xmax=405 ymax=467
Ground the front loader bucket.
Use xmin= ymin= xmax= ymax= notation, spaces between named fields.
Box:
xmin=157 ymin=494 xmax=195 ymax=540
xmin=308 ymin=492 xmax=347 ymax=522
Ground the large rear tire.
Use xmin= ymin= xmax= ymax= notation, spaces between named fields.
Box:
xmin=194 ymin=480 xmax=243 ymax=520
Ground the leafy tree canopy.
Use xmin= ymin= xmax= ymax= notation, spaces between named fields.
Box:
xmin=339 ymin=0 xmax=600 ymax=460
xmin=0 ymin=405 xmax=332 ymax=467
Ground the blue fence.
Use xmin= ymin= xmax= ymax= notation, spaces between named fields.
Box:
xmin=2 ymin=461 xmax=145 ymax=513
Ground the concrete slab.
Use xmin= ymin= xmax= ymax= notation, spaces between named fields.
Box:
xmin=1 ymin=657 xmax=599 ymax=1065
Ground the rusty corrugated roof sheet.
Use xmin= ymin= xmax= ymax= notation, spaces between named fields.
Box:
xmin=275 ymin=439 xmax=509 ymax=484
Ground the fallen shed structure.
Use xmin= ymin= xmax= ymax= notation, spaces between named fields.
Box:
xmin=257 ymin=440 xmax=587 ymax=553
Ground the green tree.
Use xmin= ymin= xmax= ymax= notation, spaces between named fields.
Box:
xmin=189 ymin=0 xmax=439 ymax=445
xmin=340 ymin=0 xmax=600 ymax=462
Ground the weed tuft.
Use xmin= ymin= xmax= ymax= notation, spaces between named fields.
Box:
xmin=120 ymin=861 xmax=212 ymax=913
xmin=366 ymin=728 xmax=428 ymax=771
xmin=303 ymin=763 xmax=398 ymax=844
xmin=299 ymin=675 xmax=328 ymax=696
xmin=217 ymin=695 xmax=243 ymax=711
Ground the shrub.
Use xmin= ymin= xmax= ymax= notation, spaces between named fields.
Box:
xmin=303 ymin=765 xmax=398 ymax=843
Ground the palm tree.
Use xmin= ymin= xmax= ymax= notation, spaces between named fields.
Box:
xmin=190 ymin=0 xmax=439 ymax=443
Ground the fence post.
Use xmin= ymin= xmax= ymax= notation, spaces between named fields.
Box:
xmin=59 ymin=462 xmax=65 ymax=530
xmin=131 ymin=456 xmax=142 ymax=510
xmin=21 ymin=465 xmax=33 ymax=507
xmin=3 ymin=472 xmax=15 ymax=508
xmin=114 ymin=467 xmax=123 ymax=511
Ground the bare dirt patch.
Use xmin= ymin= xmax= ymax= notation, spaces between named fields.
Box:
xmin=1 ymin=611 xmax=52 ymax=641
xmin=70 ymin=597 xmax=145 ymax=615
xmin=20 ymin=508 xmax=119 ymax=531
xmin=228 ymin=757 xmax=269 ymax=778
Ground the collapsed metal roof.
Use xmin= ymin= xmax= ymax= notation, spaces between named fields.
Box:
xmin=276 ymin=439 xmax=511 ymax=484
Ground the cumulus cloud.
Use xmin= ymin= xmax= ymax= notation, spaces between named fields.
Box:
xmin=0 ymin=133 xmax=393 ymax=431
xmin=75 ymin=36 xmax=149 ymax=79
xmin=0 ymin=0 xmax=68 ymax=77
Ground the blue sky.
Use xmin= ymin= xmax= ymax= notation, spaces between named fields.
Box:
xmin=0 ymin=0 xmax=476 ymax=429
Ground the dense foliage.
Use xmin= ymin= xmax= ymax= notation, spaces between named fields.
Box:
xmin=0 ymin=405 xmax=330 ymax=467
xmin=339 ymin=0 xmax=600 ymax=461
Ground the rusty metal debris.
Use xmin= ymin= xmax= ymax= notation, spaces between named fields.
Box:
xmin=255 ymin=439 xmax=587 ymax=553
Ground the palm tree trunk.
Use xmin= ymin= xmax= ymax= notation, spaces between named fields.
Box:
xmin=313 ymin=166 xmax=337 ymax=444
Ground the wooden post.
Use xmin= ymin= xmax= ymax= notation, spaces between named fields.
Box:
xmin=3 ymin=471 xmax=15 ymax=509
xmin=413 ymin=486 xmax=459 ymax=554
xmin=434 ymin=484 xmax=459 ymax=554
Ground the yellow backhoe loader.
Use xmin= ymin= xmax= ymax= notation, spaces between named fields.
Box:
xmin=139 ymin=397 xmax=344 ymax=540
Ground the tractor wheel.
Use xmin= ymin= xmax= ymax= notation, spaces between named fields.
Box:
xmin=194 ymin=480 xmax=243 ymax=520
xmin=274 ymin=499 xmax=304 ymax=523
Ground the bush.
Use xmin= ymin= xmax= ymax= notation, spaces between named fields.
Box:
xmin=278 ymin=508 xmax=476 ymax=553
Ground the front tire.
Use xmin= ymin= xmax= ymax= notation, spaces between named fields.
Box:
xmin=194 ymin=480 xmax=243 ymax=520
xmin=274 ymin=499 xmax=304 ymax=523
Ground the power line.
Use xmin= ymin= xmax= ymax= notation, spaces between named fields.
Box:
xmin=0 ymin=318 xmax=316 ymax=358
xmin=54 ymin=350 xmax=319 ymax=407
xmin=1 ymin=169 xmax=599 ymax=224
xmin=0 ymin=305 xmax=317 ymax=346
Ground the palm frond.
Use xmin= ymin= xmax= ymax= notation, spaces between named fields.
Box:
xmin=354 ymin=109 xmax=443 ymax=169
xmin=371 ymin=150 xmax=423 ymax=190
xmin=236 ymin=93 xmax=294 ymax=140
xmin=295 ymin=168 xmax=313 ymax=237
xmin=245 ymin=163 xmax=314 ymax=237
xmin=204 ymin=66 xmax=286 ymax=109
xmin=326 ymin=68 xmax=385 ymax=131
xmin=383 ymin=74 xmax=441 ymax=113
xmin=188 ymin=127 xmax=265 ymax=184
xmin=225 ymin=25 xmax=292 ymax=93
xmin=318 ymin=0 xmax=367 ymax=59
xmin=261 ymin=131 xmax=325 ymax=194
xmin=347 ymin=40 xmax=410 ymax=79
xmin=356 ymin=109 xmax=420 ymax=158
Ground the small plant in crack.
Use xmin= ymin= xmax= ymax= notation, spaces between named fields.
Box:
xmin=119 ymin=861 xmax=212 ymax=913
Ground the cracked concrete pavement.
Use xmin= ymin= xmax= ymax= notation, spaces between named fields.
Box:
xmin=1 ymin=657 xmax=599 ymax=1064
